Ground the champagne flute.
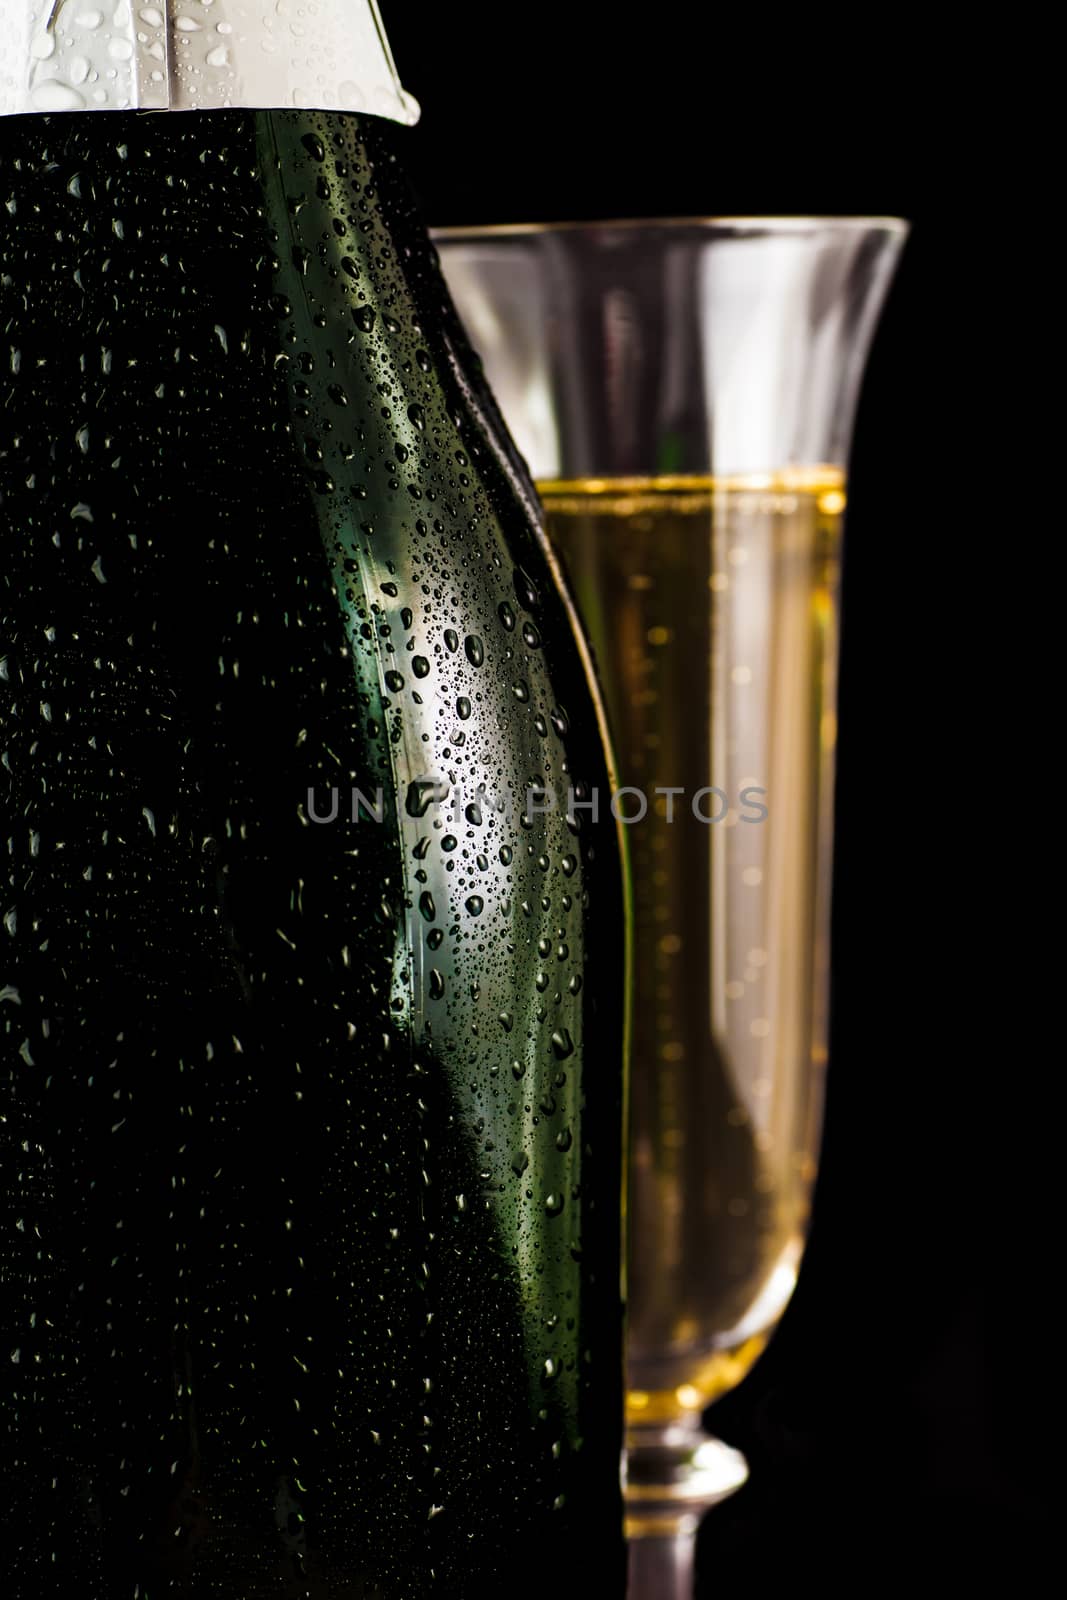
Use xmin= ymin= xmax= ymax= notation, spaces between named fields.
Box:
xmin=434 ymin=218 xmax=907 ymax=1597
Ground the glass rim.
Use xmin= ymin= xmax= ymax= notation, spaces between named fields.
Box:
xmin=430 ymin=215 xmax=910 ymax=239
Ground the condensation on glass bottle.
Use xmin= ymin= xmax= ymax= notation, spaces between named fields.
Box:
xmin=0 ymin=6 xmax=626 ymax=1596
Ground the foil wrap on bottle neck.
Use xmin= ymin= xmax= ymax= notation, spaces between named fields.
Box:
xmin=0 ymin=0 xmax=419 ymax=120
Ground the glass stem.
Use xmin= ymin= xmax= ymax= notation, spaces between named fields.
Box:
xmin=628 ymin=1530 xmax=697 ymax=1600
xmin=626 ymin=1417 xmax=748 ymax=1597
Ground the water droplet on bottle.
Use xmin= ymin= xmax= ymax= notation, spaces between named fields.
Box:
xmin=464 ymin=635 xmax=484 ymax=668
xmin=522 ymin=620 xmax=542 ymax=649
xmin=419 ymin=891 xmax=436 ymax=923
xmin=550 ymin=706 xmax=570 ymax=737
xmin=465 ymin=896 xmax=483 ymax=917
xmin=412 ymin=656 xmax=430 ymax=679
xmin=353 ymin=304 xmax=376 ymax=332
xmin=443 ymin=628 xmax=459 ymax=653
xmin=456 ymin=697 xmax=471 ymax=721
xmin=511 ymin=1151 xmax=529 ymax=1176
xmin=405 ymin=779 xmax=450 ymax=818
xmin=544 ymin=1194 xmax=565 ymax=1218
xmin=384 ymin=670 xmax=404 ymax=692
xmin=428 ymin=969 xmax=445 ymax=1001
xmin=551 ymin=1029 xmax=574 ymax=1060
xmin=31 ymin=79 xmax=86 ymax=112
xmin=407 ymin=403 xmax=425 ymax=431
xmin=514 ymin=566 xmax=541 ymax=609
xmin=555 ymin=1128 xmax=573 ymax=1152
xmin=497 ymin=601 xmax=515 ymax=631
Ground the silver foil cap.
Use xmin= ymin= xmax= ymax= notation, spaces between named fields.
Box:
xmin=0 ymin=0 xmax=419 ymax=120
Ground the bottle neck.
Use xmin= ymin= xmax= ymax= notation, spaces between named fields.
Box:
xmin=0 ymin=108 xmax=413 ymax=305
xmin=0 ymin=103 xmax=545 ymax=593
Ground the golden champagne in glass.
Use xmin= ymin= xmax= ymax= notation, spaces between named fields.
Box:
xmin=542 ymin=471 xmax=841 ymax=1419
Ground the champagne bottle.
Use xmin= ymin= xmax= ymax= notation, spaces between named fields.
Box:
xmin=0 ymin=9 xmax=625 ymax=1596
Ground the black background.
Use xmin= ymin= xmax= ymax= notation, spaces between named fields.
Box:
xmin=385 ymin=7 xmax=1033 ymax=1585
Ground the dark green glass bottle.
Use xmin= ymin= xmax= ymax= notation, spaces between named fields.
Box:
xmin=0 ymin=106 xmax=624 ymax=1598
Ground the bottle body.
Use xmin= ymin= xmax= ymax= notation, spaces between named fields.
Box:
xmin=0 ymin=110 xmax=624 ymax=1597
